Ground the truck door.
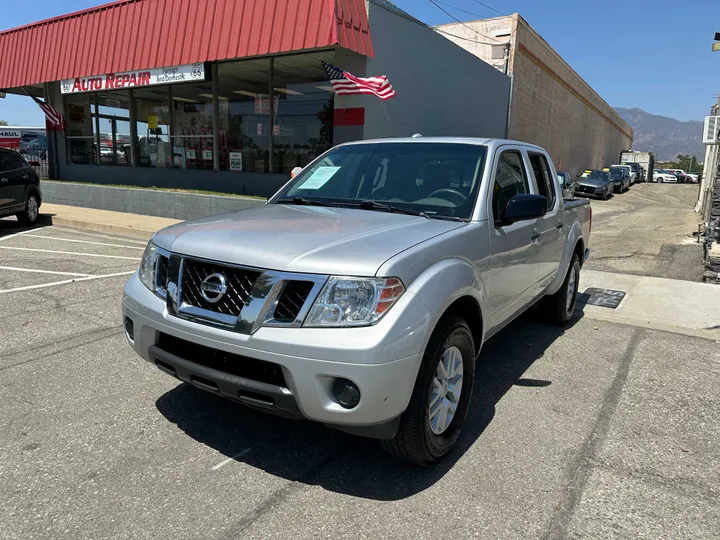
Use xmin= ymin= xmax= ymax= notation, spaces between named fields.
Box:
xmin=486 ymin=148 xmax=541 ymax=330
xmin=528 ymin=152 xmax=564 ymax=286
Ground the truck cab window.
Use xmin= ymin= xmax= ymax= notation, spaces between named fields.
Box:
xmin=492 ymin=151 xmax=529 ymax=222
xmin=529 ymin=153 xmax=556 ymax=210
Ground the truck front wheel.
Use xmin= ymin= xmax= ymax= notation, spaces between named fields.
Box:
xmin=381 ymin=315 xmax=476 ymax=466
xmin=541 ymin=253 xmax=580 ymax=325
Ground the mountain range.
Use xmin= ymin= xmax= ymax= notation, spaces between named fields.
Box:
xmin=614 ymin=108 xmax=705 ymax=162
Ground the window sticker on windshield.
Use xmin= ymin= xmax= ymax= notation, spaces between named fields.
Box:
xmin=297 ymin=166 xmax=340 ymax=189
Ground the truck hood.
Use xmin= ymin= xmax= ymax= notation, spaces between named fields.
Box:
xmin=153 ymin=204 xmax=466 ymax=276
xmin=576 ymin=178 xmax=609 ymax=188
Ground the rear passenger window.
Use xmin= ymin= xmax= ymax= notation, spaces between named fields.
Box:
xmin=492 ymin=151 xmax=529 ymax=223
xmin=529 ymin=153 xmax=557 ymax=210
xmin=0 ymin=153 xmax=28 ymax=171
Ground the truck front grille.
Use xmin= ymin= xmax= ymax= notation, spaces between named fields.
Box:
xmin=273 ymin=281 xmax=315 ymax=323
xmin=180 ymin=259 xmax=261 ymax=317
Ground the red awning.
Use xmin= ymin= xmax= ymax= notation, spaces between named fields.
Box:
xmin=0 ymin=0 xmax=373 ymax=90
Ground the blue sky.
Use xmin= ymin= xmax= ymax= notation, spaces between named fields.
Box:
xmin=1 ymin=0 xmax=719 ymax=125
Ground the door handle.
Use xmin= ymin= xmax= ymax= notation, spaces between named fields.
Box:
xmin=531 ymin=230 xmax=540 ymax=241
xmin=556 ymin=222 xmax=564 ymax=231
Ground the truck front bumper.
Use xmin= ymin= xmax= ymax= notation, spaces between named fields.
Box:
xmin=122 ymin=273 xmax=431 ymax=439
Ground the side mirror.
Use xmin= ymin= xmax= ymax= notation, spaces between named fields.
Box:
xmin=501 ymin=194 xmax=547 ymax=224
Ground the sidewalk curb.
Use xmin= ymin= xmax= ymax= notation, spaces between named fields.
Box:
xmin=39 ymin=215 xmax=159 ymax=240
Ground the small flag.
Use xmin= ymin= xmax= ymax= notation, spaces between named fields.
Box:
xmin=26 ymin=92 xmax=64 ymax=130
xmin=322 ymin=61 xmax=396 ymax=101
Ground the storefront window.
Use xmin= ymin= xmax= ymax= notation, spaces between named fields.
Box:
xmin=217 ymin=59 xmax=271 ymax=173
xmin=65 ymin=94 xmax=97 ymax=164
xmin=272 ymin=54 xmax=334 ymax=174
xmin=171 ymin=82 xmax=214 ymax=170
xmin=134 ymin=87 xmax=171 ymax=167
xmin=96 ymin=91 xmax=131 ymax=166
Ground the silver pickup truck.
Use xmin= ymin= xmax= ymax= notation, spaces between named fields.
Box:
xmin=122 ymin=137 xmax=591 ymax=466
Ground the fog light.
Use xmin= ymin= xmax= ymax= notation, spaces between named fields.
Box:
xmin=124 ymin=317 xmax=134 ymax=341
xmin=332 ymin=378 xmax=361 ymax=409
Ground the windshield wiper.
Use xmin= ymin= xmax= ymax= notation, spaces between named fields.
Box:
xmin=354 ymin=200 xmax=466 ymax=221
xmin=276 ymin=197 xmax=337 ymax=207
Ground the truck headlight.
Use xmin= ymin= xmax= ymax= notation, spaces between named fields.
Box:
xmin=138 ymin=241 xmax=159 ymax=292
xmin=305 ymin=277 xmax=405 ymax=327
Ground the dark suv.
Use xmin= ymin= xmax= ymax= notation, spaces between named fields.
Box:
xmin=622 ymin=162 xmax=643 ymax=182
xmin=0 ymin=148 xmax=42 ymax=225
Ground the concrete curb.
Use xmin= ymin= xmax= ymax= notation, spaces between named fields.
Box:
xmin=39 ymin=215 xmax=159 ymax=240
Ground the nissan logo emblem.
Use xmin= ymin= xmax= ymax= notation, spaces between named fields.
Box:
xmin=200 ymin=273 xmax=228 ymax=303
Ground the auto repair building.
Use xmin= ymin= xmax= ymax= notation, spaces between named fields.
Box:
xmin=0 ymin=0 xmax=510 ymax=197
xmin=436 ymin=14 xmax=634 ymax=176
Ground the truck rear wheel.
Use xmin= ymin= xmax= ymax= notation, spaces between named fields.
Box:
xmin=381 ymin=315 xmax=475 ymax=466
xmin=541 ymin=254 xmax=580 ymax=325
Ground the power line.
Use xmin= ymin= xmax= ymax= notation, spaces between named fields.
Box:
xmin=426 ymin=0 xmax=502 ymax=43
xmin=433 ymin=0 xmax=486 ymax=19
xmin=469 ymin=0 xmax=506 ymax=16
xmin=434 ymin=27 xmax=498 ymax=46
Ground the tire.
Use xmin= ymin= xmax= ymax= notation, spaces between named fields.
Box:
xmin=540 ymin=254 xmax=580 ymax=325
xmin=16 ymin=192 xmax=39 ymax=225
xmin=381 ymin=315 xmax=476 ymax=466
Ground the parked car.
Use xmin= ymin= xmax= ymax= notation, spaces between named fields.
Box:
xmin=686 ymin=173 xmax=699 ymax=183
xmin=122 ymin=137 xmax=592 ymax=466
xmin=557 ymin=171 xmax=576 ymax=198
xmin=654 ymin=169 xmax=677 ymax=183
xmin=622 ymin=162 xmax=643 ymax=182
xmin=609 ymin=166 xmax=631 ymax=193
xmin=612 ymin=164 xmax=636 ymax=185
xmin=574 ymin=169 xmax=614 ymax=199
xmin=0 ymin=147 xmax=42 ymax=225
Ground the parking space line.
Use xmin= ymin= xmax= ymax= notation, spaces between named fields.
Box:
xmin=0 ymin=246 xmax=140 ymax=260
xmin=22 ymin=234 xmax=145 ymax=250
xmin=0 ymin=266 xmax=91 ymax=277
xmin=51 ymin=228 xmax=149 ymax=245
xmin=0 ymin=271 xmax=135 ymax=294
xmin=0 ymin=229 xmax=37 ymax=243
xmin=211 ymin=448 xmax=253 ymax=471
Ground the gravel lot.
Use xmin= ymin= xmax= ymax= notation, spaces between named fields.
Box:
xmin=0 ymin=190 xmax=717 ymax=539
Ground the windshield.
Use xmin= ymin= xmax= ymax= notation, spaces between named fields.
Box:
xmin=274 ymin=143 xmax=487 ymax=219
xmin=588 ymin=171 xmax=610 ymax=181
xmin=610 ymin=168 xmax=624 ymax=179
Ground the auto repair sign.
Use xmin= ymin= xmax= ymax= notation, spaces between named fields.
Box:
xmin=60 ymin=63 xmax=205 ymax=94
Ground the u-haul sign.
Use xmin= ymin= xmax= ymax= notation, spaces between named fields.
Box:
xmin=0 ymin=130 xmax=21 ymax=138
xmin=60 ymin=63 xmax=205 ymax=94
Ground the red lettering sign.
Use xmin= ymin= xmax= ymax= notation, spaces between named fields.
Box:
xmin=106 ymin=73 xmax=114 ymax=89
xmin=72 ymin=78 xmax=82 ymax=92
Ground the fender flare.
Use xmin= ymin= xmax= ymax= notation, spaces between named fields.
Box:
xmin=406 ymin=258 xmax=487 ymax=352
xmin=546 ymin=222 xmax=584 ymax=296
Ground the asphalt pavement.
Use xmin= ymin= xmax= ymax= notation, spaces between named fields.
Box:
xmin=1 ymin=186 xmax=718 ymax=539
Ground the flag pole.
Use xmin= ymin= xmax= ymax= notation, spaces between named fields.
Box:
xmin=379 ymin=100 xmax=392 ymax=132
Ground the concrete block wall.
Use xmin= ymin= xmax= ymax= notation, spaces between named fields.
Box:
xmin=437 ymin=15 xmax=634 ymax=176
xmin=40 ymin=181 xmax=265 ymax=220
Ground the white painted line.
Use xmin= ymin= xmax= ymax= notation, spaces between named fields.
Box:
xmin=52 ymin=227 xmax=149 ymax=245
xmin=0 ymin=246 xmax=140 ymax=260
xmin=23 ymin=234 xmax=145 ymax=250
xmin=0 ymin=265 xmax=91 ymax=277
xmin=211 ymin=448 xmax=253 ymax=471
xmin=0 ymin=229 xmax=36 ymax=243
xmin=0 ymin=271 xmax=135 ymax=294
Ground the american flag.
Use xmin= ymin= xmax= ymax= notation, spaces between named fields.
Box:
xmin=322 ymin=61 xmax=396 ymax=101
xmin=28 ymin=93 xmax=64 ymax=130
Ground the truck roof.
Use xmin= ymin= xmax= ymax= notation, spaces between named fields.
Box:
xmin=337 ymin=137 xmax=549 ymax=154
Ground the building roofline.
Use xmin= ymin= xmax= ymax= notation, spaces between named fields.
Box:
xmin=0 ymin=0 xmax=135 ymax=36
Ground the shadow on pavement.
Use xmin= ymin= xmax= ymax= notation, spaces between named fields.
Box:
xmin=0 ymin=217 xmax=53 ymax=238
xmin=156 ymin=304 xmax=586 ymax=501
